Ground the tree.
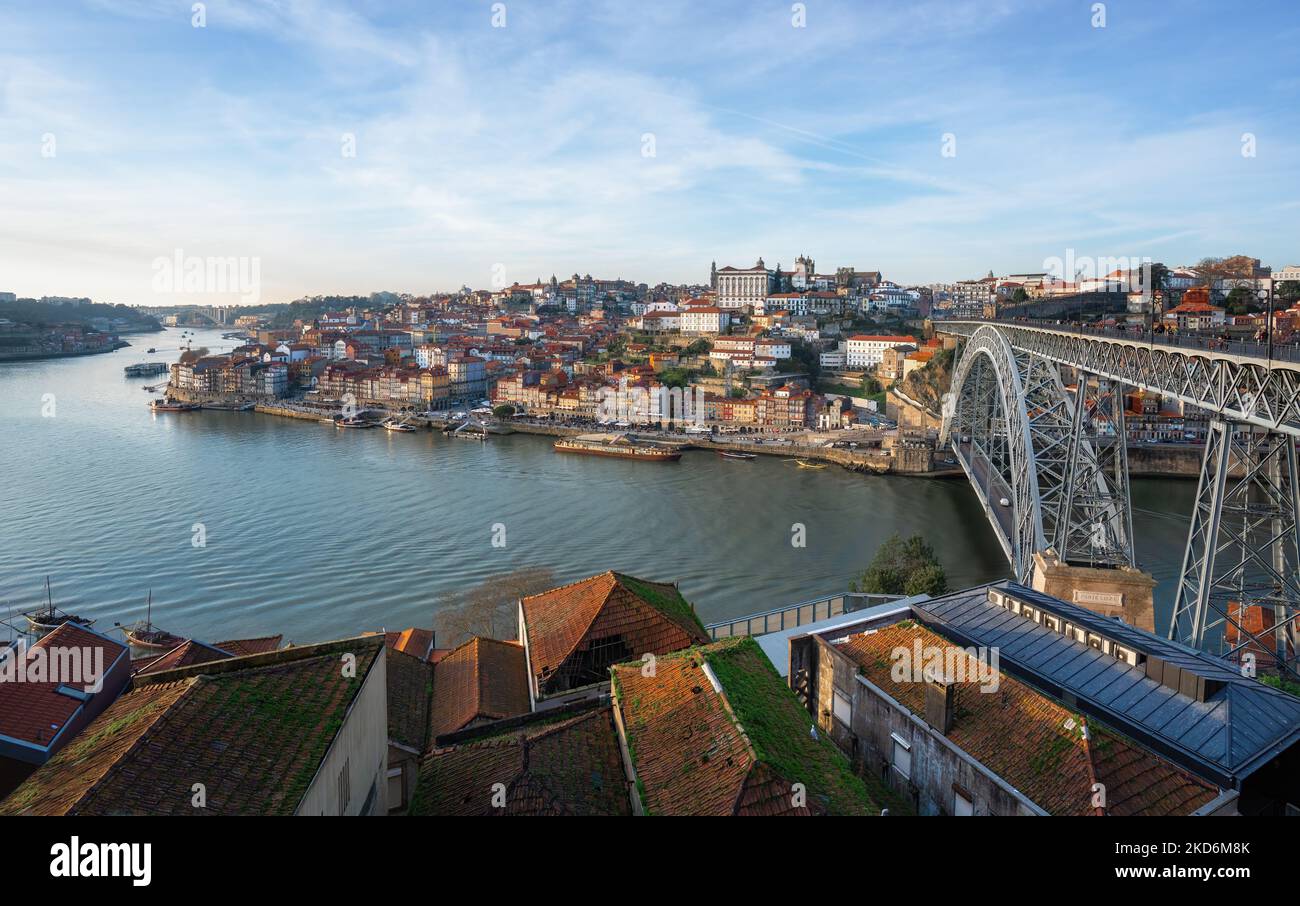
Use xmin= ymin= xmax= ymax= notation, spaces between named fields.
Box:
xmin=1278 ymin=281 xmax=1300 ymax=306
xmin=1011 ymin=287 xmax=1029 ymax=305
xmin=433 ymin=566 xmax=557 ymax=646
xmin=850 ymin=534 xmax=949 ymax=597
xmin=860 ymin=374 xmax=882 ymax=395
xmin=1224 ymin=285 xmax=1258 ymax=316
xmin=492 ymin=404 xmax=516 ymax=418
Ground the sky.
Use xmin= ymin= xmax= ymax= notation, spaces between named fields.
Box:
xmin=0 ymin=0 xmax=1297 ymax=305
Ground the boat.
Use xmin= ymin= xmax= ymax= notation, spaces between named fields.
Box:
xmin=124 ymin=362 xmax=169 ymax=377
xmin=554 ymin=435 xmax=681 ymax=462
xmin=718 ymin=450 xmax=757 ymax=460
xmin=792 ymin=459 xmax=827 ymax=470
xmin=117 ymin=590 xmax=185 ymax=651
xmin=334 ymin=415 xmax=375 ymax=429
xmin=22 ymin=577 xmax=96 ymax=633
xmin=382 ymin=418 xmax=416 ymax=433
xmin=146 ymin=347 xmax=156 ymax=353
xmin=150 ymin=398 xmax=198 ymax=412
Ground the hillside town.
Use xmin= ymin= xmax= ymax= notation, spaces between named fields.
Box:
xmin=103 ymin=252 xmax=1296 ymax=472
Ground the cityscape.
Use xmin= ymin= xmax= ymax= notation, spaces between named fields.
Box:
xmin=0 ymin=0 xmax=1296 ymax=878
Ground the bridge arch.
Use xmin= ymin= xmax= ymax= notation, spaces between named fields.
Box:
xmin=943 ymin=325 xmax=1050 ymax=581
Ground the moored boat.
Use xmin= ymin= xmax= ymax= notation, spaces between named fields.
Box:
xmin=792 ymin=459 xmax=826 ymax=470
xmin=21 ymin=577 xmax=95 ymax=633
xmin=150 ymin=398 xmax=198 ymax=412
xmin=718 ymin=450 xmax=757 ymax=460
xmin=335 ymin=415 xmax=375 ymax=429
xmin=117 ymin=590 xmax=185 ymax=651
xmin=554 ymin=435 xmax=681 ymax=462
xmin=382 ymin=418 xmax=416 ymax=432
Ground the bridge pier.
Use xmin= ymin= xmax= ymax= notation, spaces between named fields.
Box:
xmin=1169 ymin=421 xmax=1300 ymax=678
xmin=1030 ymin=551 xmax=1156 ymax=632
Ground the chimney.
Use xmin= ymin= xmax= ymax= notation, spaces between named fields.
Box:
xmin=924 ymin=670 xmax=955 ymax=734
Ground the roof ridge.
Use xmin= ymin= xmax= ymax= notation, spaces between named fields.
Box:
xmin=520 ymin=570 xmax=617 ymax=602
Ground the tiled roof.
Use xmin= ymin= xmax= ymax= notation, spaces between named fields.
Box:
xmin=521 ymin=572 xmax=709 ymax=694
xmin=0 ymin=623 xmax=128 ymax=750
xmin=384 ymin=627 xmax=435 ymax=661
xmin=212 ymin=635 xmax=283 ymax=657
xmin=410 ymin=707 xmax=631 ymax=816
xmin=132 ymin=639 xmax=232 ymax=676
xmin=837 ymin=618 xmax=1217 ymax=815
xmin=918 ymin=583 xmax=1300 ymax=787
xmin=613 ymin=637 xmax=879 ymax=816
xmin=837 ymin=621 xmax=1101 ymax=815
xmin=0 ymin=638 xmax=383 ymax=815
xmin=429 ymin=637 xmax=530 ymax=740
xmin=1089 ymin=725 xmax=1217 ymax=816
xmin=387 ymin=647 xmax=433 ymax=751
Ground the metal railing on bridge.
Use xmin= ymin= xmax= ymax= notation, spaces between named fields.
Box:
xmin=705 ymin=591 xmax=903 ymax=640
xmin=937 ymin=318 xmax=1300 ymax=365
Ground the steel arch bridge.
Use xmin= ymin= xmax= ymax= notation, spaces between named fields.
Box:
xmin=939 ymin=321 xmax=1300 ymax=678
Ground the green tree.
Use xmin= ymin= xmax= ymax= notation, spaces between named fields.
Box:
xmin=850 ymin=534 xmax=949 ymax=597
xmin=492 ymin=404 xmax=516 ymax=418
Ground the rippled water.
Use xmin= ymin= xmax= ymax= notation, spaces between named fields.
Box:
xmin=0 ymin=327 xmax=1195 ymax=644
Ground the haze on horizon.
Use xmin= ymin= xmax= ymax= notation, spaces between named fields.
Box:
xmin=0 ymin=0 xmax=1296 ymax=306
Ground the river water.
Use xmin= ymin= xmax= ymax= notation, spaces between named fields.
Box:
xmin=0 ymin=327 xmax=1195 ymax=644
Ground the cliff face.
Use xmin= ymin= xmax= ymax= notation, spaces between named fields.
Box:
xmin=897 ymin=346 xmax=954 ymax=414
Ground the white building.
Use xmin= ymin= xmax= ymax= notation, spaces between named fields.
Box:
xmin=680 ymin=306 xmax=730 ymax=334
xmin=846 ymin=334 xmax=917 ymax=368
xmin=715 ymin=260 xmax=775 ymax=310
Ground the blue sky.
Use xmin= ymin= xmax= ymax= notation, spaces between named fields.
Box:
xmin=1 ymin=0 xmax=1297 ymax=304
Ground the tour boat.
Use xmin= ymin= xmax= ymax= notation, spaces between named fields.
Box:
xmin=718 ymin=451 xmax=757 ymax=460
xmin=335 ymin=416 xmax=375 ymax=429
xmin=117 ymin=590 xmax=185 ymax=651
xmin=150 ymin=398 xmax=197 ymax=412
xmin=383 ymin=418 xmax=416 ymax=433
xmin=555 ymin=437 xmax=681 ymax=462
xmin=22 ymin=577 xmax=96 ymax=633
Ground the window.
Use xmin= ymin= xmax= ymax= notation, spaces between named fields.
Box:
xmin=337 ymin=758 xmax=351 ymax=815
xmin=832 ymin=689 xmax=852 ymax=725
xmin=1043 ymin=614 xmax=1061 ymax=632
xmin=954 ymin=791 xmax=974 ymax=816
xmin=891 ymin=734 xmax=911 ymax=780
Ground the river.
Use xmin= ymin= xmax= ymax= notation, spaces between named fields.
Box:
xmin=0 ymin=327 xmax=1195 ymax=644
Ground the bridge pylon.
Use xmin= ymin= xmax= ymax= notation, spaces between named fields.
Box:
xmin=1170 ymin=421 xmax=1300 ymax=679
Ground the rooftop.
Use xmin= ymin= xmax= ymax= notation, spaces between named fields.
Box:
xmin=834 ymin=619 xmax=1216 ymax=815
xmin=521 ymin=571 xmax=709 ymax=694
xmin=429 ymin=636 xmax=530 ymax=741
xmin=613 ymin=637 xmax=884 ymax=815
xmin=914 ymin=582 xmax=1300 ymax=788
xmin=0 ymin=636 xmax=383 ymax=815
xmin=410 ymin=706 xmax=631 ymax=816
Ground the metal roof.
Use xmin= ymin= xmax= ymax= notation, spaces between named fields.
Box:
xmin=911 ymin=582 xmax=1300 ymax=789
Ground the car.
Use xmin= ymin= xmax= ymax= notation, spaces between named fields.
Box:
xmin=998 ymin=497 xmax=1011 ymax=507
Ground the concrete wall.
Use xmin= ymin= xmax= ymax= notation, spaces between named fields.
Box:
xmin=813 ymin=636 xmax=1040 ymax=816
xmin=297 ymin=648 xmax=388 ymax=816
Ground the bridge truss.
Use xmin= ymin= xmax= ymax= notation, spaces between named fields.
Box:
xmin=941 ymin=322 xmax=1300 ymax=677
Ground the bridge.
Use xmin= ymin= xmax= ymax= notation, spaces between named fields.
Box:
xmin=936 ymin=320 xmax=1300 ymax=679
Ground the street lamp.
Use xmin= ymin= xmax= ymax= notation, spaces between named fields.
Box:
xmin=1258 ymin=287 xmax=1274 ymax=365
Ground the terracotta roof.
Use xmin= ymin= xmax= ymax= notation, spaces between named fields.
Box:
xmin=429 ymin=637 xmax=530 ymax=740
xmin=410 ymin=706 xmax=631 ymax=816
xmin=0 ymin=623 xmax=129 ymax=750
xmin=1088 ymin=725 xmax=1218 ymax=816
xmin=132 ymin=639 xmax=232 ymax=676
xmin=0 ymin=638 xmax=383 ymax=815
xmin=612 ymin=637 xmax=879 ymax=816
xmin=387 ymin=648 xmax=434 ymax=751
xmin=383 ymin=627 xmax=435 ymax=661
xmin=211 ymin=635 xmax=284 ymax=657
xmin=520 ymin=572 xmax=710 ymax=696
xmin=836 ymin=621 xmax=1216 ymax=816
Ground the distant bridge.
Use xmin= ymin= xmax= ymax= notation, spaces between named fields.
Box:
xmin=936 ymin=320 xmax=1300 ymax=677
